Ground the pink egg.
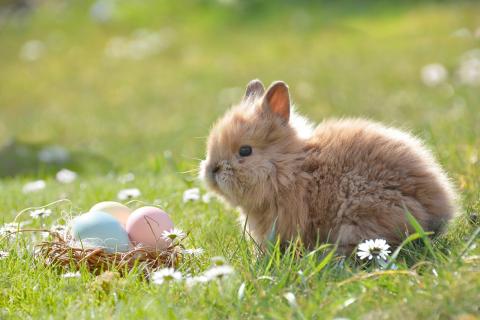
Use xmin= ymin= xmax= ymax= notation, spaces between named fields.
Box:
xmin=126 ymin=206 xmax=174 ymax=250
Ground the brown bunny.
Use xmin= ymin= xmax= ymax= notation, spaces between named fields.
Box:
xmin=200 ymin=79 xmax=457 ymax=253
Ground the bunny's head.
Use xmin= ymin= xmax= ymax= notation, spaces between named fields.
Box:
xmin=200 ymin=80 xmax=312 ymax=209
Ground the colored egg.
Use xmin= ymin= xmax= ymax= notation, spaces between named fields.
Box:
xmin=89 ymin=201 xmax=131 ymax=226
xmin=126 ymin=206 xmax=174 ymax=250
xmin=70 ymin=211 xmax=131 ymax=253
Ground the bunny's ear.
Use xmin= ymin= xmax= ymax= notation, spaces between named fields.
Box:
xmin=243 ymin=79 xmax=265 ymax=102
xmin=263 ymin=81 xmax=290 ymax=122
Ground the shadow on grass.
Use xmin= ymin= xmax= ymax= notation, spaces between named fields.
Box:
xmin=0 ymin=138 xmax=113 ymax=178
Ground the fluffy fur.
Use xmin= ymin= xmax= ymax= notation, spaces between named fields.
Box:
xmin=201 ymin=79 xmax=457 ymax=253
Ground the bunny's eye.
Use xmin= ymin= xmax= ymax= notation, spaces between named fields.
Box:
xmin=239 ymin=145 xmax=252 ymax=157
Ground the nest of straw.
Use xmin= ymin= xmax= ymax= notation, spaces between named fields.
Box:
xmin=31 ymin=230 xmax=183 ymax=275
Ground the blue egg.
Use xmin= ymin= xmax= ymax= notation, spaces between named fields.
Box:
xmin=70 ymin=211 xmax=130 ymax=253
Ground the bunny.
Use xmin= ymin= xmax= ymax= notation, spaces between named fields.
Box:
xmin=200 ymin=79 xmax=457 ymax=253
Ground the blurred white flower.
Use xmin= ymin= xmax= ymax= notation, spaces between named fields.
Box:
xmin=185 ymin=275 xmax=209 ymax=287
xmin=19 ymin=40 xmax=46 ymax=61
xmin=257 ymin=275 xmax=276 ymax=282
xmin=217 ymin=0 xmax=237 ymax=6
xmin=451 ymin=27 xmax=472 ymax=38
xmin=62 ymin=271 xmax=80 ymax=278
xmin=421 ymin=63 xmax=448 ymax=87
xmin=357 ymin=239 xmax=391 ymax=261
xmin=201 ymin=192 xmax=213 ymax=203
xmin=342 ymin=297 xmax=356 ymax=308
xmin=51 ymin=224 xmax=67 ymax=237
xmin=30 ymin=208 xmax=52 ymax=219
xmin=90 ymin=0 xmax=115 ymax=23
xmin=283 ymin=292 xmax=297 ymax=307
xmin=458 ymin=50 xmax=480 ymax=86
xmin=38 ymin=146 xmax=70 ymax=163
xmin=0 ymin=251 xmax=9 ymax=259
xmin=183 ymin=188 xmax=200 ymax=203
xmin=152 ymin=268 xmax=182 ymax=284
xmin=117 ymin=188 xmax=141 ymax=200
xmin=56 ymin=169 xmax=77 ymax=184
xmin=0 ymin=223 xmax=18 ymax=236
xmin=104 ymin=28 xmax=173 ymax=60
xmin=118 ymin=172 xmax=135 ymax=184
xmin=238 ymin=282 xmax=246 ymax=300
xmin=475 ymin=27 xmax=480 ymax=39
xmin=22 ymin=180 xmax=46 ymax=193
xmin=204 ymin=265 xmax=234 ymax=280
xmin=183 ymin=247 xmax=204 ymax=257
xmin=211 ymin=256 xmax=226 ymax=266
xmin=161 ymin=228 xmax=186 ymax=243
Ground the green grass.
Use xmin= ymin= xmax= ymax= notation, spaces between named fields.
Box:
xmin=1 ymin=0 xmax=479 ymax=319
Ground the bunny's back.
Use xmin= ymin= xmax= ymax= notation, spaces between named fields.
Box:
xmin=300 ymin=118 xmax=456 ymax=251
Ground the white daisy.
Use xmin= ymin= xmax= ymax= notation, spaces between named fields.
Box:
xmin=201 ymin=192 xmax=213 ymax=203
xmin=421 ymin=63 xmax=447 ymax=87
xmin=183 ymin=188 xmax=200 ymax=203
xmin=56 ymin=169 xmax=77 ymax=184
xmin=30 ymin=208 xmax=52 ymax=219
xmin=183 ymin=247 xmax=204 ymax=257
xmin=185 ymin=275 xmax=209 ymax=287
xmin=0 ymin=223 xmax=19 ymax=236
xmin=38 ymin=146 xmax=69 ymax=163
xmin=0 ymin=251 xmax=9 ymax=259
xmin=356 ymin=239 xmax=391 ymax=261
xmin=283 ymin=292 xmax=297 ymax=307
xmin=161 ymin=228 xmax=186 ymax=243
xmin=237 ymin=282 xmax=246 ymax=300
xmin=22 ymin=180 xmax=46 ymax=193
xmin=204 ymin=265 xmax=234 ymax=280
xmin=458 ymin=50 xmax=480 ymax=86
xmin=117 ymin=188 xmax=141 ymax=200
xmin=211 ymin=256 xmax=226 ymax=266
xmin=118 ymin=172 xmax=135 ymax=184
xmin=50 ymin=224 xmax=67 ymax=237
xmin=151 ymin=268 xmax=182 ymax=284
xmin=19 ymin=40 xmax=46 ymax=62
xmin=62 ymin=271 xmax=80 ymax=278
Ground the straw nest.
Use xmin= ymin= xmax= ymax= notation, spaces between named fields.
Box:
xmin=30 ymin=230 xmax=183 ymax=275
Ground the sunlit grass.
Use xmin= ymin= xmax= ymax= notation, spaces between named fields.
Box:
xmin=0 ymin=0 xmax=479 ymax=318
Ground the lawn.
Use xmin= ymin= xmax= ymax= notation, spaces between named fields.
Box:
xmin=0 ymin=0 xmax=479 ymax=319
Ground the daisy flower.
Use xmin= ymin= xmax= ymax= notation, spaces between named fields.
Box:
xmin=50 ymin=224 xmax=67 ymax=237
xmin=0 ymin=251 xmax=9 ymax=259
xmin=22 ymin=180 xmax=46 ymax=193
xmin=161 ymin=228 xmax=186 ymax=242
xmin=420 ymin=63 xmax=447 ymax=87
xmin=62 ymin=271 xmax=80 ymax=278
xmin=357 ymin=239 xmax=391 ymax=261
xmin=211 ymin=256 xmax=226 ymax=266
xmin=117 ymin=188 xmax=141 ymax=200
xmin=118 ymin=172 xmax=135 ymax=184
xmin=30 ymin=208 xmax=52 ymax=219
xmin=185 ymin=275 xmax=209 ymax=288
xmin=56 ymin=169 xmax=77 ymax=184
xmin=202 ymin=192 xmax=213 ymax=203
xmin=151 ymin=268 xmax=182 ymax=284
xmin=204 ymin=265 xmax=234 ymax=280
xmin=183 ymin=247 xmax=204 ymax=257
xmin=183 ymin=188 xmax=200 ymax=203
xmin=237 ymin=282 xmax=246 ymax=300
xmin=0 ymin=223 xmax=19 ymax=236
xmin=283 ymin=292 xmax=297 ymax=307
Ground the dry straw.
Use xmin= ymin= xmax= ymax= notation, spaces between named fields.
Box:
xmin=18 ymin=229 xmax=183 ymax=276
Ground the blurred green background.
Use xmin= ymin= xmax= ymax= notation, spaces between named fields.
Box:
xmin=0 ymin=0 xmax=479 ymax=184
